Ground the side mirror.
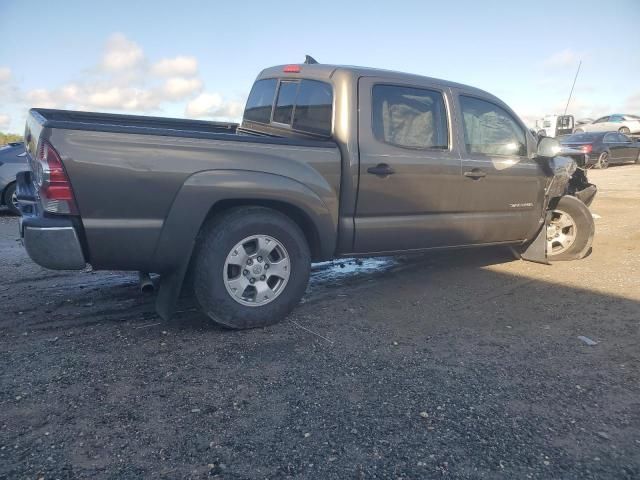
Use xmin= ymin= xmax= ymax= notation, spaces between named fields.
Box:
xmin=536 ymin=136 xmax=561 ymax=158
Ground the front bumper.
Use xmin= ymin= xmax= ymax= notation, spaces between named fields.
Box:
xmin=17 ymin=171 xmax=86 ymax=270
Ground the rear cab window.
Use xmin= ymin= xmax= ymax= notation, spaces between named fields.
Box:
xmin=244 ymin=79 xmax=278 ymax=123
xmin=243 ymin=78 xmax=333 ymax=136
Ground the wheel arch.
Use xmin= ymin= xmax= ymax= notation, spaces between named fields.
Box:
xmin=152 ymin=169 xmax=338 ymax=273
xmin=202 ymin=198 xmax=324 ymax=262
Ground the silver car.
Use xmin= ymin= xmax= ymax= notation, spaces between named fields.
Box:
xmin=574 ymin=114 xmax=640 ymax=135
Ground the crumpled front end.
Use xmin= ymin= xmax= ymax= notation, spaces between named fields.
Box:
xmin=521 ymin=155 xmax=597 ymax=264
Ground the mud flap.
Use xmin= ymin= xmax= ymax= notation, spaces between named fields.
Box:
xmin=520 ymin=220 xmax=551 ymax=265
xmin=155 ymin=260 xmax=190 ymax=320
xmin=575 ymin=184 xmax=597 ymax=207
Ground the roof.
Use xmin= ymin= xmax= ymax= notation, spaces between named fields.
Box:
xmin=257 ymin=63 xmax=497 ymax=100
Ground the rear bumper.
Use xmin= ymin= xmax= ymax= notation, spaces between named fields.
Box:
xmin=17 ymin=171 xmax=86 ymax=270
xmin=20 ymin=220 xmax=86 ymax=270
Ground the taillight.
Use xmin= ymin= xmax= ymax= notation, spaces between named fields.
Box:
xmin=581 ymin=144 xmax=593 ymax=154
xmin=34 ymin=141 xmax=78 ymax=215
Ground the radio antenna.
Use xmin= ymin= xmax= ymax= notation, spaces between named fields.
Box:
xmin=563 ymin=60 xmax=582 ymax=116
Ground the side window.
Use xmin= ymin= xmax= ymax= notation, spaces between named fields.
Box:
xmin=273 ymin=81 xmax=299 ymax=125
xmin=594 ymin=116 xmax=609 ymax=123
xmin=460 ymin=95 xmax=526 ymax=156
xmin=292 ymin=80 xmax=333 ymax=135
xmin=244 ymin=79 xmax=277 ymax=123
xmin=609 ymin=115 xmax=622 ymax=123
xmin=372 ymin=85 xmax=448 ymax=149
xmin=616 ymin=133 xmax=631 ymax=143
xmin=604 ymin=133 xmax=616 ymax=143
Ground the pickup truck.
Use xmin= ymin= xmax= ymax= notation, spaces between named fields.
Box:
xmin=17 ymin=61 xmax=597 ymax=329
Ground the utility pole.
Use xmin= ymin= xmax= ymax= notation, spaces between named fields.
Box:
xmin=564 ymin=60 xmax=582 ymax=116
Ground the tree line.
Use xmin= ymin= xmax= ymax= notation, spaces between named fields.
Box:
xmin=0 ymin=132 xmax=23 ymax=145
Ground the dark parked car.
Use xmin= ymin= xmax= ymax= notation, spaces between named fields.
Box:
xmin=560 ymin=132 xmax=640 ymax=169
xmin=0 ymin=141 xmax=27 ymax=215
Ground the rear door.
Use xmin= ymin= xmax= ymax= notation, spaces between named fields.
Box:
xmin=603 ymin=132 xmax=624 ymax=162
xmin=454 ymin=92 xmax=545 ymax=243
xmin=353 ymin=78 xmax=465 ymax=253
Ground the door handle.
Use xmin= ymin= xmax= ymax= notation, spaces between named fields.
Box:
xmin=464 ymin=169 xmax=487 ymax=179
xmin=367 ymin=163 xmax=395 ymax=177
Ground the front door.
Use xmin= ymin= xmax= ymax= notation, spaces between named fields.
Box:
xmin=609 ymin=132 xmax=637 ymax=162
xmin=454 ymin=92 xmax=546 ymax=244
xmin=353 ymin=78 xmax=465 ymax=253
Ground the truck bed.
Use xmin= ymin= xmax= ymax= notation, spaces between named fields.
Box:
xmin=22 ymin=107 xmax=342 ymax=273
xmin=30 ymin=108 xmax=239 ymax=138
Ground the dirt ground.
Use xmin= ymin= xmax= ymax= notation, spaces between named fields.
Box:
xmin=1 ymin=165 xmax=639 ymax=479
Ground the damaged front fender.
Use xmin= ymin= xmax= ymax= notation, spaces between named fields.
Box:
xmin=521 ymin=155 xmax=597 ymax=263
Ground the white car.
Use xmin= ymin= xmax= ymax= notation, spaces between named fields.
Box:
xmin=574 ymin=114 xmax=640 ymax=134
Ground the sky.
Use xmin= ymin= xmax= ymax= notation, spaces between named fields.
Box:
xmin=1 ymin=0 xmax=639 ymax=133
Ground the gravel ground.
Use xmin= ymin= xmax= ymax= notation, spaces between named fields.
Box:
xmin=1 ymin=165 xmax=639 ymax=479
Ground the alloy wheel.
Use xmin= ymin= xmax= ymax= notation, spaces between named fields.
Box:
xmin=597 ymin=152 xmax=609 ymax=169
xmin=223 ymin=234 xmax=291 ymax=306
xmin=547 ymin=209 xmax=577 ymax=255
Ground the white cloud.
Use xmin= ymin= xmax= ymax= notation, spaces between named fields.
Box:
xmin=185 ymin=92 xmax=244 ymax=119
xmin=101 ymin=33 xmax=144 ymax=71
xmin=0 ymin=67 xmax=11 ymax=82
xmin=3 ymin=33 xmax=244 ymax=130
xmin=162 ymin=77 xmax=203 ymax=99
xmin=0 ymin=114 xmax=10 ymax=129
xmin=151 ymin=56 xmax=198 ymax=77
xmin=543 ymin=49 xmax=582 ymax=69
xmin=26 ymin=89 xmax=58 ymax=108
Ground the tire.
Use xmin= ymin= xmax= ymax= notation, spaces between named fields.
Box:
xmin=546 ymin=196 xmax=594 ymax=261
xmin=2 ymin=182 xmax=20 ymax=216
xmin=636 ymin=150 xmax=640 ymax=164
xmin=193 ymin=207 xmax=311 ymax=329
xmin=619 ymin=126 xmax=631 ymax=135
xmin=595 ymin=151 xmax=610 ymax=169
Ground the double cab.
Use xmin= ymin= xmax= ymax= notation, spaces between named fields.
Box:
xmin=17 ymin=61 xmax=596 ymax=328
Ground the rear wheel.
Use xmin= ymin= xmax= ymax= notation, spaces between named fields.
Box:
xmin=619 ymin=126 xmax=631 ymax=135
xmin=193 ymin=207 xmax=311 ymax=329
xmin=596 ymin=151 xmax=610 ymax=169
xmin=3 ymin=182 xmax=20 ymax=216
xmin=546 ymin=196 xmax=594 ymax=261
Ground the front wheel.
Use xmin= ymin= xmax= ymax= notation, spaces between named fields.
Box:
xmin=618 ymin=126 xmax=631 ymax=135
xmin=193 ymin=207 xmax=311 ymax=329
xmin=546 ymin=196 xmax=595 ymax=261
